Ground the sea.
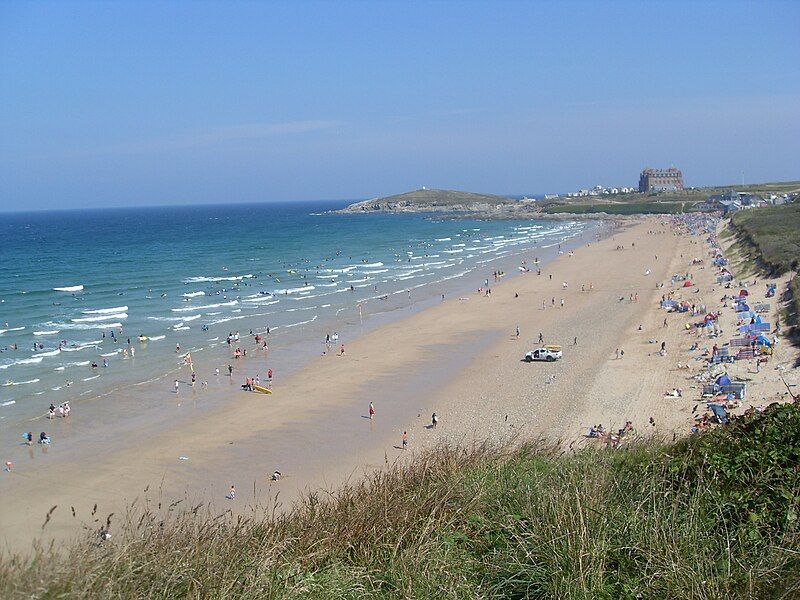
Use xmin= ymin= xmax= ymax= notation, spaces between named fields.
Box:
xmin=0 ymin=201 xmax=595 ymax=432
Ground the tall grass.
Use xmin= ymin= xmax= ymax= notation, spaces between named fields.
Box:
xmin=1 ymin=402 xmax=798 ymax=599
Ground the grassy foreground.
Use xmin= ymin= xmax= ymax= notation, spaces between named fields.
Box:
xmin=1 ymin=403 xmax=799 ymax=599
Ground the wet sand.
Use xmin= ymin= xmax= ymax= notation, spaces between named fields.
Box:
xmin=2 ymin=217 xmax=796 ymax=553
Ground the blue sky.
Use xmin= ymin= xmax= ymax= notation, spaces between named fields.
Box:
xmin=1 ymin=0 xmax=798 ymax=210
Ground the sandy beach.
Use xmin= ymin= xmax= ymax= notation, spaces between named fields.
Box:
xmin=2 ymin=216 xmax=797 ymax=553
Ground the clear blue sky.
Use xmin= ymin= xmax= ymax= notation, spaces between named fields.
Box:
xmin=1 ymin=0 xmax=798 ymax=210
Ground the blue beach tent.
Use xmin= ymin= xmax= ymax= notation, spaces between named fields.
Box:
xmin=716 ymin=374 xmax=732 ymax=386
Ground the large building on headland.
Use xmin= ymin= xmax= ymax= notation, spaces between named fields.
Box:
xmin=639 ymin=167 xmax=684 ymax=192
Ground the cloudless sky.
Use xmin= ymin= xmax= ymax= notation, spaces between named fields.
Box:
xmin=1 ymin=0 xmax=798 ymax=211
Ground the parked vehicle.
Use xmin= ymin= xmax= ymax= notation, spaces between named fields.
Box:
xmin=525 ymin=345 xmax=563 ymax=362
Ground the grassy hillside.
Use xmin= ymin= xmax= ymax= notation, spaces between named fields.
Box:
xmin=729 ymin=203 xmax=800 ymax=274
xmin=373 ymin=188 xmax=511 ymax=206
xmin=1 ymin=402 xmax=798 ymax=599
xmin=729 ymin=202 xmax=800 ymax=345
xmin=540 ymin=180 xmax=799 ymax=215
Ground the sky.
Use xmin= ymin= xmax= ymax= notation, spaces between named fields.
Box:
xmin=1 ymin=0 xmax=799 ymax=211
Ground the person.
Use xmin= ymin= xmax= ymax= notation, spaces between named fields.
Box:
xmin=340 ymin=344 xmax=345 ymax=356
xmin=271 ymin=471 xmax=282 ymax=481
xmin=39 ymin=432 xmax=50 ymax=444
xmin=26 ymin=431 xmax=33 ymax=446
xmin=402 ymin=431 xmax=408 ymax=449
xmin=368 ymin=401 xmax=375 ymax=420
xmin=48 ymin=404 xmax=56 ymax=419
xmin=98 ymin=525 xmax=112 ymax=543
xmin=227 ymin=485 xmax=236 ymax=500
xmin=174 ymin=379 xmax=179 ymax=393
xmin=560 ymin=298 xmax=565 ymax=308
xmin=538 ymin=332 xmax=544 ymax=344
xmin=515 ymin=326 xmax=520 ymax=339
xmin=228 ymin=364 xmax=233 ymax=376
xmin=191 ymin=372 xmax=196 ymax=386
xmin=176 ymin=343 xmax=181 ymax=353
xmin=431 ymin=412 xmax=439 ymax=428
xmin=574 ymin=337 xmax=578 ymax=346
xmin=267 ymin=368 xmax=273 ymax=387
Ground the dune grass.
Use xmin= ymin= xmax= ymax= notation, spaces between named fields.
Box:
xmin=1 ymin=402 xmax=798 ymax=599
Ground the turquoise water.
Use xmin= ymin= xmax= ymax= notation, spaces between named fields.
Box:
xmin=0 ymin=201 xmax=591 ymax=430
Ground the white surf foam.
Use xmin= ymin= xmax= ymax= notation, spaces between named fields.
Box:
xmin=72 ymin=313 xmax=128 ymax=323
xmin=82 ymin=306 xmax=128 ymax=314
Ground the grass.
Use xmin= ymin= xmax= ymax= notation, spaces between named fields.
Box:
xmin=729 ymin=204 xmax=800 ymax=274
xmin=1 ymin=402 xmax=798 ymax=599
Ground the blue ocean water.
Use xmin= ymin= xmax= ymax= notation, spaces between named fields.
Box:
xmin=0 ymin=201 xmax=590 ymax=429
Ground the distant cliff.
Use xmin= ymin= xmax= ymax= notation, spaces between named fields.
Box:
xmin=336 ymin=188 xmax=533 ymax=215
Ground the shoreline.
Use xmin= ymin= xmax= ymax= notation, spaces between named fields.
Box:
xmin=2 ymin=215 xmax=796 ymax=554
xmin=0 ymin=220 xmax=606 ymax=552
xmin=0 ymin=216 xmax=593 ymax=430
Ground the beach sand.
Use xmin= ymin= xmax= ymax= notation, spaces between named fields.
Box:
xmin=2 ymin=217 xmax=797 ymax=552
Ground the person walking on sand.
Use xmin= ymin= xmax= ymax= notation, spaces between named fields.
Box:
xmin=538 ymin=332 xmax=544 ymax=344
xmin=431 ymin=412 xmax=439 ymax=428
xmin=515 ymin=326 xmax=520 ymax=339
xmin=369 ymin=401 xmax=375 ymax=420
xmin=560 ymin=298 xmax=565 ymax=308
xmin=174 ymin=379 xmax=179 ymax=393
xmin=227 ymin=485 xmax=235 ymax=500
xmin=402 ymin=431 xmax=408 ymax=449
xmin=340 ymin=344 xmax=345 ymax=356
